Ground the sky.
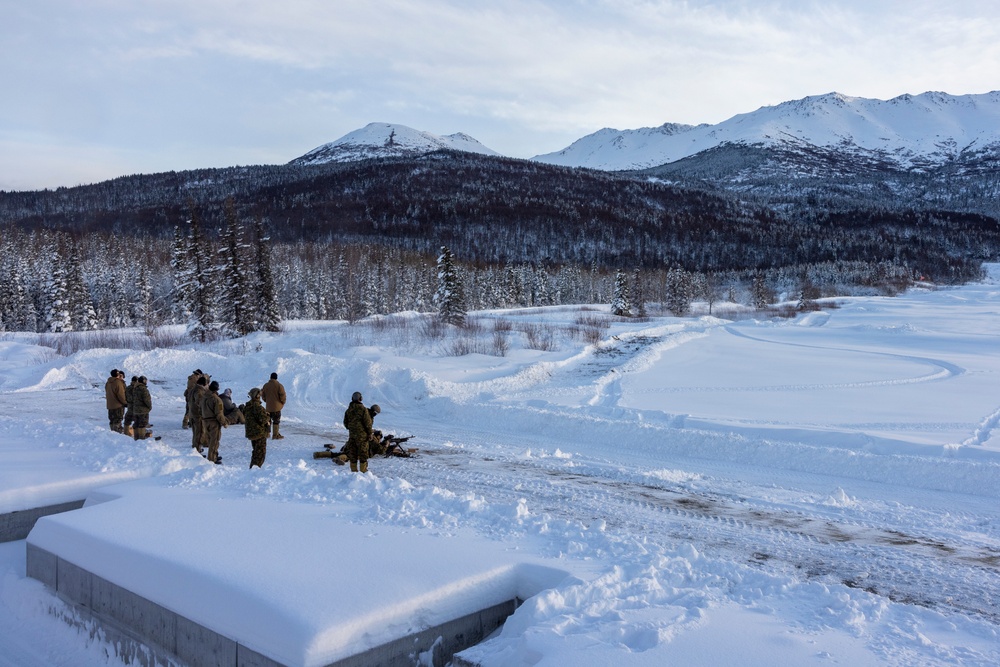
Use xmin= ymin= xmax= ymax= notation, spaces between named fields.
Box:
xmin=2 ymin=0 xmax=999 ymax=191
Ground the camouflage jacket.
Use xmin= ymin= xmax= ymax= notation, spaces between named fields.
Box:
xmin=343 ymin=400 xmax=372 ymax=443
xmin=243 ymin=398 xmax=270 ymax=441
xmin=125 ymin=381 xmax=138 ymax=408
xmin=132 ymin=383 xmax=152 ymax=415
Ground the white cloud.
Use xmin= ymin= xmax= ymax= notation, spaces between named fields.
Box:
xmin=2 ymin=0 xmax=999 ymax=188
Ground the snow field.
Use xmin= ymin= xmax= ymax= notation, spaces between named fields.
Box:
xmin=1 ymin=267 xmax=1000 ymax=665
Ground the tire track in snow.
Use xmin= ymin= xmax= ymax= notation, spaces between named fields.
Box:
xmin=379 ymin=429 xmax=1000 ymax=625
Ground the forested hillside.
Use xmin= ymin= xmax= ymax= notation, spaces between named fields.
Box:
xmin=1 ymin=151 xmax=998 ymax=335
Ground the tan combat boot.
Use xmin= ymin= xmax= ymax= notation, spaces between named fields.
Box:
xmin=349 ymin=461 xmax=358 ymax=472
xmin=359 ymin=461 xmax=368 ymax=473
xmin=272 ymin=423 xmax=284 ymax=440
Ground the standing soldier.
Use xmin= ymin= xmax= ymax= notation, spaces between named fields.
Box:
xmin=201 ymin=380 xmax=227 ymax=464
xmin=132 ymin=376 xmax=153 ymax=440
xmin=190 ymin=375 xmax=208 ymax=454
xmin=243 ymin=388 xmax=271 ymax=468
xmin=105 ymin=369 xmax=127 ymax=433
xmin=343 ymin=391 xmax=373 ymax=473
xmin=183 ymin=368 xmax=203 ymax=429
xmin=123 ymin=375 xmax=139 ymax=437
xmin=261 ymin=372 xmax=287 ymax=440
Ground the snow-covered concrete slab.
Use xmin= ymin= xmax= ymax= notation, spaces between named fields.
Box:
xmin=25 ymin=479 xmax=571 ymax=667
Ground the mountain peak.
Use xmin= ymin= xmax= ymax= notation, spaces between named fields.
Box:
xmin=533 ymin=90 xmax=1000 ymax=171
xmin=290 ymin=123 xmax=499 ymax=165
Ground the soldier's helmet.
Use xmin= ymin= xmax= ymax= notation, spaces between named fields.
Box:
xmin=248 ymin=387 xmax=261 ymax=400
xmin=352 ymin=391 xmax=363 ymax=402
xmin=370 ymin=404 xmax=381 ymax=415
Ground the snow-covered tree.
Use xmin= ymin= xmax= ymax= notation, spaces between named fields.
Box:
xmin=611 ymin=269 xmax=631 ymax=317
xmin=254 ymin=218 xmax=282 ymax=332
xmin=184 ymin=210 xmax=218 ymax=342
xmin=665 ymin=267 xmax=692 ymax=316
xmin=435 ymin=245 xmax=466 ymax=326
xmin=632 ymin=269 xmax=647 ymax=318
xmin=65 ymin=241 xmax=98 ymax=331
xmin=43 ymin=242 xmax=72 ymax=333
xmin=220 ymin=200 xmax=254 ymax=336
xmin=751 ymin=272 xmax=772 ymax=310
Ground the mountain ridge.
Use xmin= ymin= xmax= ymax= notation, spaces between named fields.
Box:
xmin=531 ymin=90 xmax=1000 ymax=172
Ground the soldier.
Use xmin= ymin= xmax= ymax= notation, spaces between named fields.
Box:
xmin=132 ymin=376 xmax=153 ymax=440
xmin=123 ymin=375 xmax=139 ymax=437
xmin=368 ymin=404 xmax=385 ymax=455
xmin=201 ymin=380 xmax=227 ymax=464
xmin=183 ymin=368 xmax=203 ymax=429
xmin=221 ymin=388 xmax=245 ymax=425
xmin=105 ymin=369 xmax=127 ymax=433
xmin=190 ymin=376 xmax=208 ymax=453
xmin=343 ymin=391 xmax=373 ymax=473
xmin=243 ymin=387 xmax=271 ymax=468
xmin=261 ymin=372 xmax=287 ymax=440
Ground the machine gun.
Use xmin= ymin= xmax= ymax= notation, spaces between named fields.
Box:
xmin=313 ymin=431 xmax=417 ymax=462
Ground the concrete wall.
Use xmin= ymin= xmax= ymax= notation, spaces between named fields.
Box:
xmin=27 ymin=543 xmax=518 ymax=667
xmin=0 ymin=500 xmax=85 ymax=542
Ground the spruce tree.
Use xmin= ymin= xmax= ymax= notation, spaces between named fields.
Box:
xmin=186 ymin=209 xmax=217 ymax=342
xmin=435 ymin=245 xmax=466 ymax=326
xmin=611 ymin=269 xmax=631 ymax=317
xmin=751 ymin=271 xmax=771 ymax=310
xmin=45 ymin=253 xmax=72 ymax=333
xmin=221 ymin=200 xmax=253 ymax=336
xmin=632 ymin=269 xmax=647 ymax=317
xmin=254 ymin=218 xmax=282 ymax=332
xmin=665 ymin=267 xmax=692 ymax=316
xmin=66 ymin=241 xmax=98 ymax=331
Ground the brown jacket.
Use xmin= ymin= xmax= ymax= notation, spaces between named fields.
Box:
xmin=261 ymin=378 xmax=286 ymax=412
xmin=105 ymin=376 xmax=127 ymax=410
xmin=201 ymin=390 xmax=226 ymax=426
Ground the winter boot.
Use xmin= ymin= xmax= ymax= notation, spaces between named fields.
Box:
xmin=124 ymin=425 xmax=134 ymax=438
xmin=272 ymin=423 xmax=284 ymax=440
xmin=133 ymin=428 xmax=146 ymax=441
xmin=350 ymin=461 xmax=358 ymax=472
xmin=360 ymin=461 xmax=368 ymax=473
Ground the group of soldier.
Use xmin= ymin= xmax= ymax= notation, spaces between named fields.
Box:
xmin=105 ymin=366 xmax=385 ymax=473
xmin=183 ymin=369 xmax=286 ymax=467
xmin=104 ymin=369 xmax=153 ymax=440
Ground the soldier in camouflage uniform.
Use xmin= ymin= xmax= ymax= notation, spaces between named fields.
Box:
xmin=243 ymin=387 xmax=271 ymax=468
xmin=105 ymin=369 xmax=127 ymax=433
xmin=190 ymin=376 xmax=208 ymax=453
xmin=123 ymin=376 xmax=139 ymax=437
xmin=343 ymin=391 xmax=373 ymax=473
xmin=367 ymin=404 xmax=385 ymax=456
xmin=201 ymin=380 xmax=227 ymax=464
xmin=183 ymin=369 xmax=203 ymax=429
xmin=132 ymin=376 xmax=152 ymax=440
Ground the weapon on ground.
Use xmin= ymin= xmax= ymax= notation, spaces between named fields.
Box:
xmin=312 ymin=433 xmax=417 ymax=461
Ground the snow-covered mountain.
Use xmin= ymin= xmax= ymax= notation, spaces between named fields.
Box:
xmin=289 ymin=122 xmax=499 ymax=165
xmin=533 ymin=91 xmax=1000 ymax=172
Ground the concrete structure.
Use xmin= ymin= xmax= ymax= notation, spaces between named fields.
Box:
xmin=28 ymin=541 xmax=516 ymax=666
xmin=0 ymin=499 xmax=85 ymax=542
xmin=24 ymin=481 xmax=570 ymax=667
